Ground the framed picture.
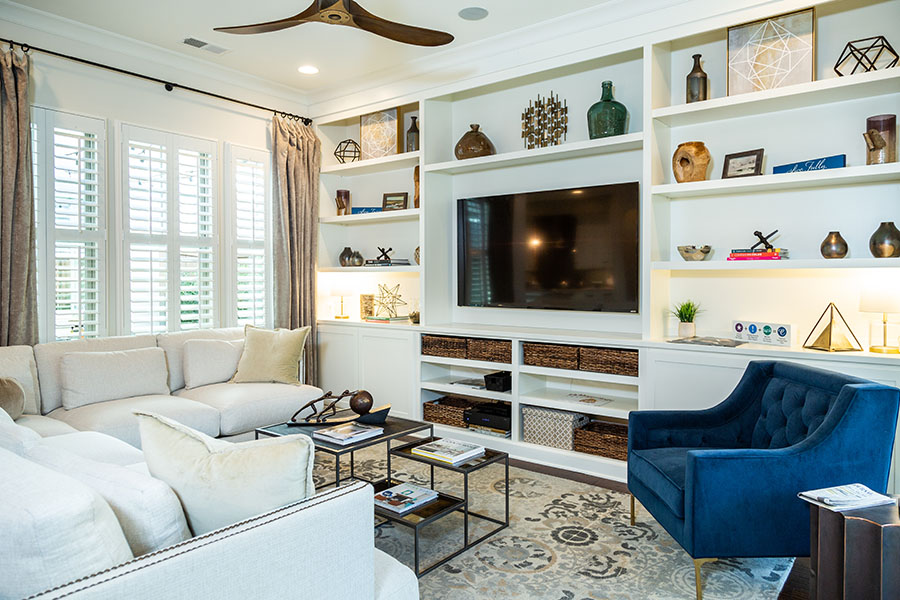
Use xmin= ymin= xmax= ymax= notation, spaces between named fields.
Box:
xmin=382 ymin=192 xmax=409 ymax=211
xmin=722 ymin=149 xmax=765 ymax=178
xmin=727 ymin=8 xmax=815 ymax=96
xmin=360 ymin=108 xmax=401 ymax=160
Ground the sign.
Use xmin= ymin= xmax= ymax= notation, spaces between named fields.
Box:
xmin=733 ymin=321 xmax=792 ymax=346
xmin=772 ymin=154 xmax=846 ymax=174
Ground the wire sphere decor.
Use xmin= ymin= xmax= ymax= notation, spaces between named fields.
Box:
xmin=334 ymin=139 xmax=362 ymax=163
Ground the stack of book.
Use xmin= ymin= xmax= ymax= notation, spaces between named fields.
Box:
xmin=312 ymin=422 xmax=384 ymax=445
xmin=374 ymin=483 xmax=438 ymax=514
xmin=365 ymin=259 xmax=411 ymax=267
xmin=411 ymin=438 xmax=486 ymax=465
xmin=726 ymin=248 xmax=789 ymax=261
xmin=363 ymin=315 xmax=410 ymax=323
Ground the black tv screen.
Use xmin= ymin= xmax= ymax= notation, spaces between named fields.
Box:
xmin=457 ymin=183 xmax=639 ymax=313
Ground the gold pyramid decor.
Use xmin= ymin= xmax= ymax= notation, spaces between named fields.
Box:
xmin=803 ymin=302 xmax=863 ymax=352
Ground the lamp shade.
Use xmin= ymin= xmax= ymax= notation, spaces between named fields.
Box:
xmin=860 ymin=282 xmax=900 ymax=314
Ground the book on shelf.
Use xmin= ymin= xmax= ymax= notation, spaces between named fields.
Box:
xmin=467 ymin=424 xmax=512 ymax=438
xmin=374 ymin=483 xmax=438 ymax=514
xmin=798 ymin=483 xmax=896 ymax=512
xmin=364 ymin=259 xmax=411 ymax=266
xmin=730 ymin=248 xmax=789 ymax=254
xmin=451 ymin=377 xmax=486 ymax=390
xmin=411 ymin=438 xmax=486 ymax=464
xmin=312 ymin=422 xmax=384 ymax=445
xmin=726 ymin=255 xmax=787 ymax=261
xmin=363 ymin=315 xmax=410 ymax=323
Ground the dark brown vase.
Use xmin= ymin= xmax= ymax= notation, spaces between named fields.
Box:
xmin=869 ymin=222 xmax=900 ymax=257
xmin=820 ymin=231 xmax=848 ymax=259
xmin=686 ymin=54 xmax=708 ymax=103
xmin=454 ymin=124 xmax=496 ymax=160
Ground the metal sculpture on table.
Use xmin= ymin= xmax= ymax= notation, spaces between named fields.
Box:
xmin=287 ymin=389 xmax=390 ymax=426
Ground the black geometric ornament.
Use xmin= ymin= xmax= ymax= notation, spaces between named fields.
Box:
xmin=834 ymin=36 xmax=899 ymax=76
xmin=334 ymin=139 xmax=361 ymax=164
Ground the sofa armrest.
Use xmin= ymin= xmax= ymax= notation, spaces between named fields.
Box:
xmin=31 ymin=481 xmax=378 ymax=600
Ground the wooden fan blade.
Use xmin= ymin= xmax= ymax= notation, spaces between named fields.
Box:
xmin=351 ymin=14 xmax=454 ymax=46
xmin=214 ymin=3 xmax=318 ymax=35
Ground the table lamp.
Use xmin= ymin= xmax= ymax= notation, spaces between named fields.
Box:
xmin=331 ymin=284 xmax=356 ymax=320
xmin=860 ymin=285 xmax=900 ymax=354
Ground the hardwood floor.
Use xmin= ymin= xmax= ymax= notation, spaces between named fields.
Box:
xmin=511 ymin=459 xmax=810 ymax=599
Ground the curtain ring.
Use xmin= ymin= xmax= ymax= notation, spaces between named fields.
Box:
xmin=20 ymin=44 xmax=30 ymax=54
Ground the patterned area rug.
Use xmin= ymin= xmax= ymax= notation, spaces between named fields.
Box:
xmin=314 ymin=448 xmax=793 ymax=600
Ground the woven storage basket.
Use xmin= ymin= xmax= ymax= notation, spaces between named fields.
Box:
xmin=522 ymin=405 xmax=590 ymax=451
xmin=421 ymin=335 xmax=467 ymax=359
xmin=574 ymin=419 xmax=629 ymax=461
xmin=579 ymin=347 xmax=639 ymax=377
xmin=522 ymin=342 xmax=579 ymax=370
xmin=467 ymin=338 xmax=512 ymax=363
xmin=423 ymin=396 xmax=481 ymax=429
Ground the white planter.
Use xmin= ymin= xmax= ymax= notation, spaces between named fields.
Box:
xmin=678 ymin=322 xmax=696 ymax=338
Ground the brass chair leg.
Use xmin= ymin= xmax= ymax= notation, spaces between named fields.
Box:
xmin=693 ymin=558 xmax=717 ymax=600
xmin=630 ymin=494 xmax=636 ymax=526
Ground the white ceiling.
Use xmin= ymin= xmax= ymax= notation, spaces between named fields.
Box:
xmin=10 ymin=0 xmax=611 ymax=94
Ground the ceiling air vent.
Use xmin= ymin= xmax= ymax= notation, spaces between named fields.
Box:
xmin=181 ymin=37 xmax=231 ymax=55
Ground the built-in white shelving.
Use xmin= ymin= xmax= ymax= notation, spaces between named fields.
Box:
xmin=318 ymin=266 xmax=421 ymax=273
xmin=420 ymin=377 xmax=513 ymax=402
xmin=519 ymin=364 xmax=639 ymax=387
xmin=319 ymin=208 xmax=421 ymax=225
xmin=652 ymin=258 xmax=899 ymax=270
xmin=518 ymin=391 xmax=636 ymax=420
xmin=424 ymin=133 xmax=643 ymax=175
xmin=420 ymin=355 xmax=514 ymax=371
xmin=320 ymin=151 xmax=420 ymax=176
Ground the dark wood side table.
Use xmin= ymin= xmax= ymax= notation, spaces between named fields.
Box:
xmin=809 ymin=502 xmax=900 ymax=599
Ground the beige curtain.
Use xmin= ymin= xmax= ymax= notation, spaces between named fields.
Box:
xmin=272 ymin=116 xmax=321 ymax=385
xmin=0 ymin=48 xmax=37 ymax=347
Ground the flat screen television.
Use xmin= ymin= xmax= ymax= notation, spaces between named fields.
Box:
xmin=457 ymin=182 xmax=639 ymax=313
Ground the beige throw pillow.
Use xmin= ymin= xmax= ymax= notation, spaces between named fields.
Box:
xmin=0 ymin=377 xmax=25 ymax=420
xmin=135 ymin=411 xmax=316 ymax=535
xmin=231 ymin=325 xmax=310 ymax=385
xmin=182 ymin=339 xmax=245 ymax=389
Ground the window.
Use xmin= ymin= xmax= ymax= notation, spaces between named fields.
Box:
xmin=32 ymin=108 xmax=107 ymax=341
xmin=122 ymin=125 xmax=217 ymax=334
xmin=225 ymin=144 xmax=271 ymax=327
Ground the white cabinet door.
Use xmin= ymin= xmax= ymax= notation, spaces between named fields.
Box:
xmin=358 ymin=329 xmax=416 ymax=419
xmin=643 ymin=349 xmax=750 ymax=411
xmin=317 ymin=325 xmax=360 ymax=393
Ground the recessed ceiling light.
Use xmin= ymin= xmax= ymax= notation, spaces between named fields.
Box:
xmin=297 ymin=65 xmax=319 ymax=75
xmin=458 ymin=7 xmax=489 ymax=21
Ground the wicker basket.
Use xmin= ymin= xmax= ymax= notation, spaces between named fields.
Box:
xmin=421 ymin=335 xmax=467 ymax=359
xmin=574 ymin=419 xmax=629 ymax=461
xmin=422 ymin=396 xmax=481 ymax=429
xmin=522 ymin=405 xmax=590 ymax=451
xmin=579 ymin=347 xmax=639 ymax=377
xmin=467 ymin=338 xmax=512 ymax=363
xmin=522 ymin=342 xmax=579 ymax=370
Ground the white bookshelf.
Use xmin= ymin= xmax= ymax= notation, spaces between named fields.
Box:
xmin=652 ymin=258 xmax=899 ymax=270
xmin=319 ymin=208 xmax=421 ymax=225
xmin=318 ymin=266 xmax=421 ymax=273
xmin=321 ymin=152 xmax=420 ymax=176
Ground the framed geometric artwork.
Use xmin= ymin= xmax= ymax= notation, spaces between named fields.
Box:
xmin=727 ymin=8 xmax=815 ymax=96
xmin=360 ymin=108 xmax=402 ymax=160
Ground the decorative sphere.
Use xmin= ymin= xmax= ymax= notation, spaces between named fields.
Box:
xmin=349 ymin=390 xmax=374 ymax=415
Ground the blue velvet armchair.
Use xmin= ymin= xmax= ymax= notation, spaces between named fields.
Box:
xmin=627 ymin=360 xmax=899 ymax=599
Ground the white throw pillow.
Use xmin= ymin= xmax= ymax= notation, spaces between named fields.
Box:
xmin=24 ymin=443 xmax=191 ymax=556
xmin=60 ymin=347 xmax=170 ymax=409
xmin=0 ymin=447 xmax=133 ymax=599
xmin=183 ymin=339 xmax=245 ymax=389
xmin=136 ymin=411 xmax=316 ymax=535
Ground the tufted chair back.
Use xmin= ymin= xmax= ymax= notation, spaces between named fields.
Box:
xmin=750 ymin=377 xmax=840 ymax=448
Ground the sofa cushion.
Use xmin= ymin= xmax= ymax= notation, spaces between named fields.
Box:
xmin=157 ymin=327 xmax=244 ymax=392
xmin=0 ymin=447 xmax=133 ymax=599
xmin=0 ymin=345 xmax=41 ymax=414
xmin=35 ymin=334 xmax=158 ymax=414
xmin=183 ymin=338 xmax=244 ymax=389
xmin=629 ymin=447 xmax=701 ymax=519
xmin=61 ymin=347 xmax=170 ymax=409
xmin=24 ymin=443 xmax=191 ymax=556
xmin=0 ymin=419 xmax=42 ymax=455
xmin=14 ymin=413 xmax=79 ymax=437
xmin=751 ymin=377 xmax=838 ymax=449
xmin=40 ymin=431 xmax=146 ymax=466
xmin=137 ymin=411 xmax=316 ymax=535
xmin=374 ymin=549 xmax=419 ymax=600
xmin=233 ymin=325 xmax=310 ymax=385
xmin=175 ymin=382 xmax=323 ymax=436
xmin=0 ymin=376 xmax=25 ymax=419
xmin=49 ymin=394 xmax=220 ymax=448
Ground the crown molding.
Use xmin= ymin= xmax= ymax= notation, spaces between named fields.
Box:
xmin=0 ymin=0 xmax=310 ymax=112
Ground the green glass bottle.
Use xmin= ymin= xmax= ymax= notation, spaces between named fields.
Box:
xmin=587 ymin=80 xmax=627 ymax=139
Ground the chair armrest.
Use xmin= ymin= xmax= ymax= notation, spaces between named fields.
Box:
xmin=31 ymin=481 xmax=377 ymax=600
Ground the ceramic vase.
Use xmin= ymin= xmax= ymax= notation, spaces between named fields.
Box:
xmin=406 ymin=116 xmax=420 ymax=153
xmin=350 ymin=251 xmax=365 ymax=266
xmin=454 ymin=124 xmax=496 ymax=160
xmin=587 ymin=80 xmax=627 ymax=139
xmin=672 ymin=142 xmax=711 ymax=182
xmin=339 ymin=247 xmax=353 ymax=267
xmin=686 ymin=54 xmax=708 ymax=103
xmin=869 ymin=222 xmax=900 ymax=258
xmin=820 ymin=231 xmax=848 ymax=259
xmin=678 ymin=322 xmax=696 ymax=338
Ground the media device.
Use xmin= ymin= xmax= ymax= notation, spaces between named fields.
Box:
xmin=457 ymin=182 xmax=639 ymax=313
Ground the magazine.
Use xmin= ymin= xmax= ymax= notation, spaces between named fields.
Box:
xmin=312 ymin=422 xmax=383 ymax=445
xmin=374 ymin=483 xmax=438 ymax=514
xmin=411 ymin=438 xmax=485 ymax=464
xmin=798 ymin=483 xmax=896 ymax=512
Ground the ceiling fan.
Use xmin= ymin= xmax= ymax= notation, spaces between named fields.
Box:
xmin=214 ymin=0 xmax=454 ymax=47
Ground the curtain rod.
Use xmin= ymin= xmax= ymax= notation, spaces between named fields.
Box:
xmin=1 ymin=37 xmax=312 ymax=126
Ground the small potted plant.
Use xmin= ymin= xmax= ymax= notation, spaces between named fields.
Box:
xmin=671 ymin=300 xmax=701 ymax=338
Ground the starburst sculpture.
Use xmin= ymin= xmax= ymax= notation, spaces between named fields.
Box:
xmin=374 ymin=283 xmax=407 ymax=318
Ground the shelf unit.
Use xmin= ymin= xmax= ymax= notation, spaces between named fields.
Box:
xmin=320 ymin=152 xmax=420 ymax=176
xmin=318 ymin=266 xmax=421 ymax=273
xmin=652 ymin=258 xmax=900 ymax=270
xmin=319 ymin=208 xmax=421 ymax=225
